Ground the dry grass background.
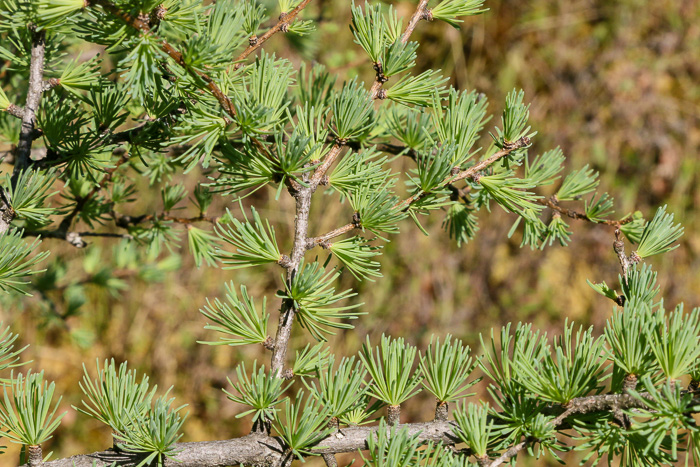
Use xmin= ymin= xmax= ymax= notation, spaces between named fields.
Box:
xmin=1 ymin=0 xmax=699 ymax=465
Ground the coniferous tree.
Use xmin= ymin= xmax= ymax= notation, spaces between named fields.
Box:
xmin=0 ymin=0 xmax=695 ymax=466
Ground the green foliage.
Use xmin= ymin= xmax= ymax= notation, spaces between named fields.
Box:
xmin=224 ymin=361 xmax=290 ymax=423
xmin=646 ymin=304 xmax=700 ymax=381
xmin=0 ymin=230 xmax=50 ymax=295
xmin=452 ymin=402 xmax=493 ymax=458
xmin=273 ymin=391 xmax=333 ymax=461
xmin=491 ymin=89 xmax=535 ymax=150
xmin=199 ymin=282 xmax=270 ymax=346
xmin=3 ymin=169 xmax=58 ymax=225
xmin=292 ymin=342 xmax=332 ymax=378
xmin=216 ymin=206 xmax=282 ymax=269
xmin=115 ymin=396 xmax=188 ymax=467
xmin=419 ymin=334 xmax=479 ymax=403
xmin=0 ymin=325 xmax=27 ymax=384
xmin=76 ymin=359 xmax=156 ymax=434
xmin=442 ymin=202 xmax=478 ymax=246
xmin=0 ymin=370 xmax=66 ymax=446
xmin=513 ymin=322 xmax=607 ymax=403
xmin=431 ymin=89 xmax=489 ymax=166
xmin=329 ymin=236 xmax=383 ymax=281
xmin=277 ymin=260 xmax=362 ymax=341
xmin=306 ymin=355 xmax=368 ymax=419
xmin=350 ymin=2 xmax=385 ymax=64
xmin=585 ymin=192 xmax=615 ymax=222
xmin=331 ymin=79 xmax=374 ymax=140
xmin=349 ymin=181 xmax=406 ymax=240
xmin=628 ymin=377 xmax=696 ymax=460
xmin=604 ymin=300 xmax=658 ymax=383
xmin=361 ymin=419 xmax=422 ymax=466
xmin=634 ymin=205 xmax=684 ymax=259
xmin=557 ymin=164 xmax=600 ymax=201
xmin=430 ymin=0 xmax=488 ymax=28
xmin=360 ymin=335 xmax=422 ymax=406
xmin=524 ymin=148 xmax=564 ymax=186
xmin=478 ymin=171 xmax=543 ymax=219
xmin=386 ymin=70 xmax=447 ymax=107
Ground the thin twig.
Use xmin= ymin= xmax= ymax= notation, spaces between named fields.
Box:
xmin=90 ymin=0 xmax=237 ymax=118
xmin=537 ymin=196 xmax=632 ymax=226
xmin=58 ymin=149 xmax=131 ymax=233
xmin=6 ymin=103 xmax=25 ymax=120
xmin=485 ymin=438 xmax=531 ymax=467
xmin=13 ymin=26 xmax=46 ymax=179
xmin=234 ymin=0 xmax=314 ymax=69
xmin=310 ymin=142 xmax=345 ymax=187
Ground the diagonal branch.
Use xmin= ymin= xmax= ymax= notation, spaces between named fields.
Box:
xmin=89 ymin=0 xmax=237 ymax=118
xmin=234 ymin=0 xmax=315 ymax=69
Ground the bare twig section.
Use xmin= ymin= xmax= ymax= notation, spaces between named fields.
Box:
xmin=90 ymin=0 xmax=237 ymax=118
xmin=306 ymin=222 xmax=358 ymax=250
xmin=485 ymin=438 xmax=531 ymax=467
xmin=538 ymin=196 xmax=632 ymax=226
xmin=401 ymin=0 xmax=431 ymax=44
xmin=234 ymin=0 xmax=314 ymax=69
xmin=434 ymin=400 xmax=449 ymax=422
xmin=13 ymin=27 xmax=46 ymax=179
xmin=24 ymin=229 xmax=133 ymax=248
xmin=270 ymin=188 xmax=312 ymax=376
xmin=27 ymin=444 xmax=42 ymax=467
xmin=113 ymin=212 xmax=219 ymax=228
xmin=6 ymin=103 xmax=25 ymax=120
xmin=387 ymin=404 xmax=401 ymax=425
xmin=613 ymin=228 xmax=633 ymax=282
xmin=310 ymin=142 xmax=345 ymax=187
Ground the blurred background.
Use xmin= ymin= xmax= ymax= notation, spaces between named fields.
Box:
xmin=1 ymin=0 xmax=699 ymax=465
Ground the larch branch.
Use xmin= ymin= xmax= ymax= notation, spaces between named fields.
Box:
xmin=234 ymin=0 xmax=314 ymax=68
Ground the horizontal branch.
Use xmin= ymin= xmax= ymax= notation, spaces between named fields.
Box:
xmin=32 ymin=390 xmax=674 ymax=467
xmin=538 ymin=196 xmax=632 ymax=227
xmin=113 ymin=212 xmax=220 ymax=228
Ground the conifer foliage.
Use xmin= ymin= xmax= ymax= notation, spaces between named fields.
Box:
xmin=0 ymin=0 xmax=695 ymax=466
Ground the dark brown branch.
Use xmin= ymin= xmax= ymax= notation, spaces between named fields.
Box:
xmin=13 ymin=27 xmax=46 ymax=178
xmin=90 ymin=0 xmax=237 ymax=118
xmin=234 ymin=0 xmax=314 ymax=69
xmin=537 ymin=196 xmax=632 ymax=227
xmin=113 ymin=212 xmax=220 ymax=228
